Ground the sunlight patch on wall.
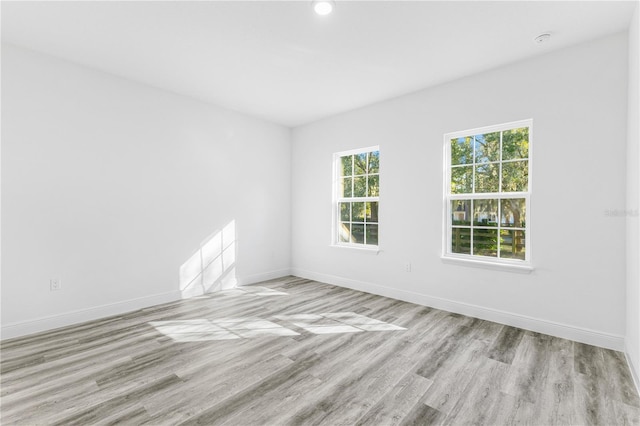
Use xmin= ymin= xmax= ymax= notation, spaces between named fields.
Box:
xmin=179 ymin=220 xmax=237 ymax=299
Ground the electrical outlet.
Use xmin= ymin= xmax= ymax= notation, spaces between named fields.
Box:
xmin=405 ymin=262 xmax=411 ymax=272
xmin=50 ymin=278 xmax=61 ymax=291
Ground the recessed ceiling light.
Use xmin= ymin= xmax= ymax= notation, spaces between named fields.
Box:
xmin=312 ymin=0 xmax=335 ymax=16
xmin=533 ymin=33 xmax=552 ymax=44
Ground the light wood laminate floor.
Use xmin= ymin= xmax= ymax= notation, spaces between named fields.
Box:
xmin=1 ymin=276 xmax=639 ymax=425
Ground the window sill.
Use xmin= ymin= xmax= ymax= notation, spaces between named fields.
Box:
xmin=330 ymin=244 xmax=380 ymax=254
xmin=441 ymin=255 xmax=533 ymax=274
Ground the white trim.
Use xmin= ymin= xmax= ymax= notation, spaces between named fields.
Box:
xmin=332 ymin=146 xmax=380 ymax=247
xmin=625 ymin=342 xmax=640 ymax=398
xmin=441 ymin=255 xmax=533 ymax=273
xmin=448 ymin=192 xmax=528 ymax=200
xmin=330 ymin=244 xmax=380 ymax=254
xmin=0 ymin=269 xmax=293 ymax=341
xmin=334 ymin=145 xmax=380 ymax=158
xmin=0 ymin=290 xmax=182 ymax=340
xmin=443 ymin=119 xmax=532 ymax=266
xmin=290 ymin=268 xmax=625 ymax=351
xmin=236 ymin=268 xmax=292 ymax=286
xmin=445 ymin=119 xmax=534 ymax=141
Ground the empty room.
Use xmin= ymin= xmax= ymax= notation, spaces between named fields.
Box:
xmin=1 ymin=0 xmax=639 ymax=424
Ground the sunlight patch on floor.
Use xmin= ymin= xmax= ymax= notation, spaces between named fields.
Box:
xmin=216 ymin=286 xmax=289 ymax=297
xmin=150 ymin=312 xmax=406 ymax=342
xmin=275 ymin=312 xmax=407 ymax=334
xmin=150 ymin=317 xmax=298 ymax=342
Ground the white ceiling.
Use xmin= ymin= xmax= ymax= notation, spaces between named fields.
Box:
xmin=1 ymin=1 xmax=636 ymax=127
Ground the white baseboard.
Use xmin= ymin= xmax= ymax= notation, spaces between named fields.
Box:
xmin=291 ymin=268 xmax=626 ymax=351
xmin=625 ymin=343 xmax=640 ymax=397
xmin=1 ymin=269 xmax=293 ymax=341
xmin=237 ymin=268 xmax=292 ymax=286
xmin=2 ymin=267 xmax=626 ymax=354
xmin=1 ymin=290 xmax=182 ymax=341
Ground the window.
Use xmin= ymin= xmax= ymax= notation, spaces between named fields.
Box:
xmin=333 ymin=147 xmax=380 ymax=248
xmin=443 ymin=120 xmax=531 ymax=268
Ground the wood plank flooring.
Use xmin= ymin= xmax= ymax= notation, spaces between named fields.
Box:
xmin=1 ymin=276 xmax=639 ymax=425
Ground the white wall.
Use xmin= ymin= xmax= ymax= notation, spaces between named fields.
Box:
xmin=627 ymin=4 xmax=640 ymax=389
xmin=291 ymin=33 xmax=629 ymax=350
xmin=1 ymin=44 xmax=291 ymax=338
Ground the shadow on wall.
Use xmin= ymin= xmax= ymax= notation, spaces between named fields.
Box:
xmin=179 ymin=220 xmax=237 ymax=299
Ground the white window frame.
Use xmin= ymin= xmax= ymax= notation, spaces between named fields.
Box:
xmin=332 ymin=146 xmax=380 ymax=251
xmin=442 ymin=119 xmax=533 ymax=272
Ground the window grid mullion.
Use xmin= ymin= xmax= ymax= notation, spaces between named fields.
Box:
xmin=497 ymin=130 xmax=503 ymax=258
xmin=364 ymin=153 xmax=369 ymax=245
xmin=470 ymin=199 xmax=474 ymax=256
xmin=365 ymin=152 xmax=369 ymax=199
xmin=448 ymin=192 xmax=527 ymax=200
xmin=351 ymin=155 xmax=355 ymax=198
xmin=472 ymin=135 xmax=476 ymax=194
